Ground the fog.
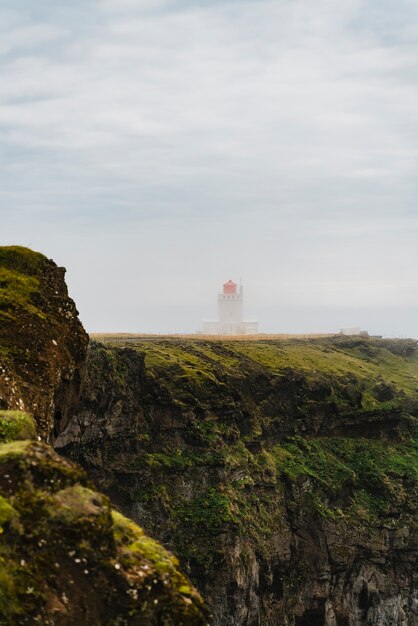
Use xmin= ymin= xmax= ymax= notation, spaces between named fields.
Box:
xmin=1 ymin=0 xmax=418 ymax=338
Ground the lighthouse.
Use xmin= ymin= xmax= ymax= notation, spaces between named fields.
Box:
xmin=218 ymin=280 xmax=243 ymax=324
xmin=202 ymin=280 xmax=258 ymax=335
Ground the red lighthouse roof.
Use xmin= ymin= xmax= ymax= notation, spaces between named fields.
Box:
xmin=223 ymin=280 xmax=237 ymax=294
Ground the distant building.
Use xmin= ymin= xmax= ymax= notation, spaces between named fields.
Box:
xmin=202 ymin=280 xmax=258 ymax=336
xmin=340 ymin=327 xmax=369 ymax=336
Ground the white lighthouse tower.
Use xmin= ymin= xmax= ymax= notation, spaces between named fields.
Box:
xmin=218 ymin=280 xmax=243 ymax=325
xmin=202 ymin=280 xmax=258 ymax=335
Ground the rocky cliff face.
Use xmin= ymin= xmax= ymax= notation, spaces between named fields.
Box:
xmin=0 ymin=246 xmax=88 ymax=441
xmin=0 ymin=247 xmax=207 ymax=625
xmin=56 ymin=338 xmax=418 ymax=625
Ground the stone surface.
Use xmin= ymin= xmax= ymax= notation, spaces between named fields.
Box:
xmin=0 ymin=246 xmax=88 ymax=441
xmin=0 ymin=431 xmax=207 ymax=625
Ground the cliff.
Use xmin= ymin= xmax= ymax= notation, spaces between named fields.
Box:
xmin=0 ymin=246 xmax=88 ymax=441
xmin=0 ymin=247 xmax=207 ymax=625
xmin=56 ymin=337 xmax=418 ymax=625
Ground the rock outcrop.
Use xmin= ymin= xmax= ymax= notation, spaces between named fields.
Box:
xmin=0 ymin=246 xmax=88 ymax=441
xmin=0 ymin=411 xmax=205 ymax=626
xmin=56 ymin=338 xmax=418 ymax=625
xmin=0 ymin=247 xmax=207 ymax=625
xmin=0 ymin=410 xmax=206 ymax=626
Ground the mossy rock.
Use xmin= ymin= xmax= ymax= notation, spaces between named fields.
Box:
xmin=0 ymin=495 xmax=18 ymax=532
xmin=0 ymin=245 xmax=89 ymax=441
xmin=0 ymin=411 xmax=37 ymax=443
xmin=0 ymin=440 xmax=208 ymax=625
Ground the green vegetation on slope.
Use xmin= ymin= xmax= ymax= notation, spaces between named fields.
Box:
xmin=127 ymin=434 xmax=416 ymax=579
xmin=136 ymin=435 xmax=417 ymax=546
xmin=88 ymin=336 xmax=418 ymax=575
xmin=0 ymin=247 xmax=49 ymax=329
xmin=100 ymin=335 xmax=418 ymax=415
xmin=0 ymin=246 xmax=55 ymax=368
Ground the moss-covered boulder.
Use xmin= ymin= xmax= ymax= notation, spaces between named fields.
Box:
xmin=0 ymin=246 xmax=89 ymax=441
xmin=0 ymin=437 xmax=207 ymax=625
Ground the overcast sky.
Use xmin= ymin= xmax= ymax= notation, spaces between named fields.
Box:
xmin=1 ymin=0 xmax=418 ymax=336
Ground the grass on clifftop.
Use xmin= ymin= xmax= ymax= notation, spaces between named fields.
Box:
xmin=0 ymin=246 xmax=48 ymax=276
xmin=0 ymin=247 xmax=50 ymax=332
xmin=96 ymin=336 xmax=418 ymax=413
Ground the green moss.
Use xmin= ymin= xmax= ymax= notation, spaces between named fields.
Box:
xmin=174 ymin=488 xmax=238 ymax=535
xmin=0 ymin=411 xmax=37 ymax=443
xmin=76 ymin=336 xmax=418 ymax=585
xmin=112 ymin=509 xmax=141 ymax=543
xmin=0 ymin=496 xmax=17 ymax=532
xmin=91 ymin=345 xmax=133 ymax=387
xmin=47 ymin=485 xmax=106 ymax=523
xmin=0 ymin=441 xmax=207 ymax=624
xmin=0 ymin=267 xmax=39 ymax=299
xmin=121 ymin=338 xmax=418 ymax=525
xmin=95 ymin=336 xmax=418 ymax=424
xmin=138 ymin=442 xmax=250 ymax=472
xmin=112 ymin=511 xmax=200 ymax=594
xmin=156 ymin=432 xmax=417 ymax=570
xmin=132 ymin=341 xmax=241 ymax=409
xmin=129 ymin=535 xmax=179 ymax=574
xmin=0 ymin=564 xmax=20 ymax=622
xmin=140 ymin=449 xmax=205 ymax=469
xmin=0 ymin=440 xmax=32 ymax=462
xmin=0 ymin=247 xmax=58 ymax=374
xmin=0 ymin=267 xmax=46 ymax=322
xmin=269 ymin=435 xmax=418 ymax=519
xmin=0 ymin=246 xmax=48 ymax=275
